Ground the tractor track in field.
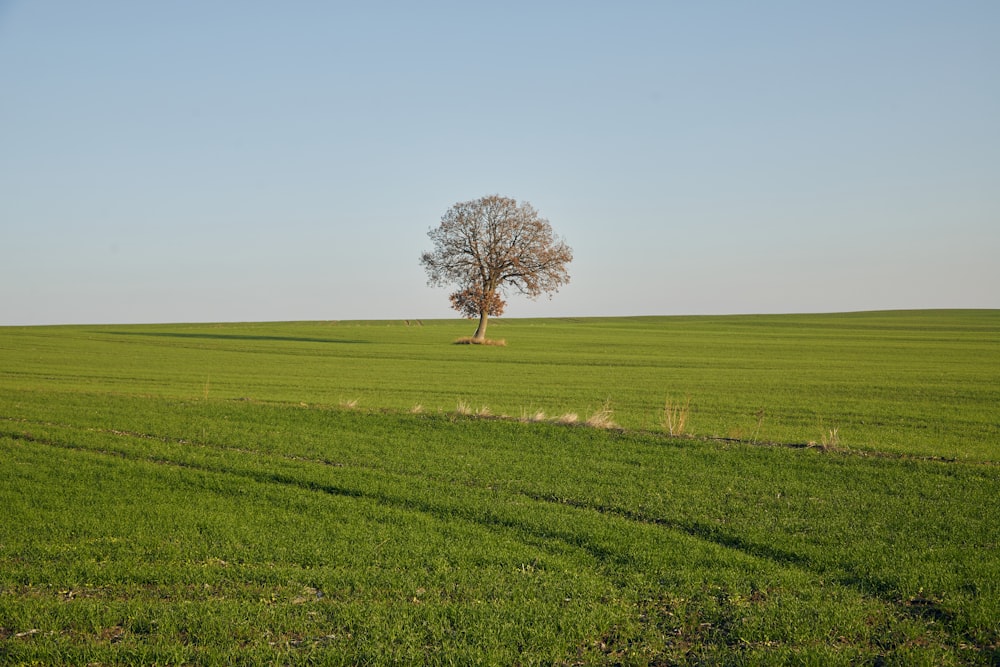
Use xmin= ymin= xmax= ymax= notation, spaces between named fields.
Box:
xmin=3 ymin=416 xmax=989 ymax=652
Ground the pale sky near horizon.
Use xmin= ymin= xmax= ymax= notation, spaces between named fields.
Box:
xmin=1 ymin=1 xmax=997 ymax=326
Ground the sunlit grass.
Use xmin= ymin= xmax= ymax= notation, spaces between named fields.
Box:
xmin=2 ymin=310 xmax=996 ymax=458
xmin=1 ymin=400 xmax=997 ymax=663
xmin=0 ymin=311 xmax=998 ymax=663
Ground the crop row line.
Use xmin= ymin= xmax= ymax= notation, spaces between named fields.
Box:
xmin=1 ymin=399 xmax=988 ymax=468
xmin=225 ymin=400 xmax=993 ymax=467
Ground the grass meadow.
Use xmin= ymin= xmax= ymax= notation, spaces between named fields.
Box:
xmin=1 ymin=310 xmax=998 ymax=664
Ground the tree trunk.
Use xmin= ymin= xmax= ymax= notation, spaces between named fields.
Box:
xmin=472 ymin=311 xmax=488 ymax=342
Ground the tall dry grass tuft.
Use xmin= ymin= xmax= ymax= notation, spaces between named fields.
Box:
xmin=455 ymin=400 xmax=472 ymax=416
xmin=339 ymin=398 xmax=359 ymax=409
xmin=662 ymin=397 xmax=691 ymax=436
xmin=585 ymin=400 xmax=617 ymax=429
xmin=751 ymin=407 xmax=766 ymax=444
xmin=821 ymin=426 xmax=841 ymax=450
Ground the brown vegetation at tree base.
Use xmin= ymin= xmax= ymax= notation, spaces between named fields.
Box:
xmin=452 ymin=337 xmax=507 ymax=346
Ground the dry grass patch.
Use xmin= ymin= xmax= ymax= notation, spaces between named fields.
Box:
xmin=585 ymin=401 xmax=617 ymax=429
xmin=806 ymin=423 xmax=847 ymax=451
xmin=520 ymin=408 xmax=547 ymax=423
xmin=555 ymin=412 xmax=579 ymax=425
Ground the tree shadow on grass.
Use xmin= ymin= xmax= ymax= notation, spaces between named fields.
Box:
xmin=99 ymin=331 xmax=371 ymax=345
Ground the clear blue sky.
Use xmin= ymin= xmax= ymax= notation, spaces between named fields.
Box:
xmin=2 ymin=1 xmax=997 ymax=325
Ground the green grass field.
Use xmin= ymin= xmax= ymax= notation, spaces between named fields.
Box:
xmin=1 ymin=311 xmax=998 ymax=664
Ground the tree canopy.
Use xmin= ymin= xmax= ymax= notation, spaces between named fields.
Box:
xmin=420 ymin=195 xmax=572 ymax=342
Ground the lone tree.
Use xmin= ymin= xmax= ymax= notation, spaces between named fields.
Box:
xmin=420 ymin=195 xmax=573 ymax=342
